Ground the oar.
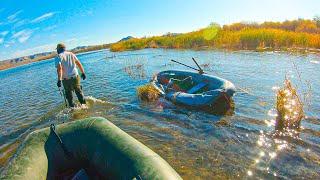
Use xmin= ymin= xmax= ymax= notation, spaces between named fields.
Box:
xmin=171 ymin=59 xmax=203 ymax=73
xmin=192 ymin=57 xmax=204 ymax=74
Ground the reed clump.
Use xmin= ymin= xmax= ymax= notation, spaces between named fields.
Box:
xmin=137 ymin=84 xmax=161 ymax=101
xmin=275 ymin=79 xmax=304 ymax=130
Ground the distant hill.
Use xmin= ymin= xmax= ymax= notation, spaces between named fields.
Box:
xmin=119 ymin=36 xmax=134 ymax=42
xmin=0 ymin=43 xmax=111 ymax=71
xmin=71 ymin=46 xmax=88 ymax=51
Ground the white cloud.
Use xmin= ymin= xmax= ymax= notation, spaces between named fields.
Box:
xmin=0 ymin=31 xmax=9 ymax=45
xmin=12 ymin=29 xmax=33 ymax=43
xmin=66 ymin=38 xmax=78 ymax=43
xmin=81 ymin=9 xmax=93 ymax=17
xmin=18 ymin=35 xmax=30 ymax=43
xmin=31 ymin=12 xmax=57 ymax=23
xmin=7 ymin=10 xmax=23 ymax=23
xmin=0 ymin=31 xmax=9 ymax=36
xmin=13 ymin=19 xmax=28 ymax=28
xmin=4 ymin=40 xmax=15 ymax=47
xmin=64 ymin=36 xmax=89 ymax=46
xmin=44 ymin=25 xmax=57 ymax=31
xmin=12 ymin=43 xmax=56 ymax=57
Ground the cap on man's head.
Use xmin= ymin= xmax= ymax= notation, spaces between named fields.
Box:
xmin=56 ymin=43 xmax=66 ymax=50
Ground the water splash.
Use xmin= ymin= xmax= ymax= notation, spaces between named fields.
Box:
xmin=85 ymin=96 xmax=109 ymax=104
xmin=54 ymin=96 xmax=110 ymax=123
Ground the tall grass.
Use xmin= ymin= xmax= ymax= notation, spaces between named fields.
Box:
xmin=110 ymin=19 xmax=320 ymax=52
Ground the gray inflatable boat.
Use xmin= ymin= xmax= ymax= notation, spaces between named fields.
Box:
xmin=152 ymin=70 xmax=236 ymax=113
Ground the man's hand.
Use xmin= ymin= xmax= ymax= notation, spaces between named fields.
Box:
xmin=81 ymin=73 xmax=86 ymax=80
xmin=57 ymin=80 xmax=62 ymax=88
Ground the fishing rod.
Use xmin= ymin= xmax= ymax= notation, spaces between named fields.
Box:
xmin=171 ymin=59 xmax=202 ymax=72
xmin=58 ymin=87 xmax=68 ymax=107
xmin=192 ymin=57 xmax=204 ymax=74
xmin=171 ymin=58 xmax=254 ymax=96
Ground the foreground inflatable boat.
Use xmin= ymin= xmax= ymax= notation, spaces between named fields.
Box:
xmin=1 ymin=117 xmax=181 ymax=180
xmin=152 ymin=70 xmax=236 ymax=113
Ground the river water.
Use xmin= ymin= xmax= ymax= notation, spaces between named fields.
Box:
xmin=0 ymin=49 xmax=319 ymax=179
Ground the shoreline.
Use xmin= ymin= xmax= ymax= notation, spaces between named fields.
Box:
xmin=0 ymin=48 xmax=109 ymax=72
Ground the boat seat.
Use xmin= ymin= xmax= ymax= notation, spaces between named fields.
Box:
xmin=187 ymin=82 xmax=207 ymax=94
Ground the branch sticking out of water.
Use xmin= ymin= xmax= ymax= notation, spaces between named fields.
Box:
xmin=275 ymin=78 xmax=304 ymax=130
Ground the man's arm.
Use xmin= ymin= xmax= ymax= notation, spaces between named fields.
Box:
xmin=75 ymin=59 xmax=85 ymax=74
xmin=57 ymin=64 xmax=62 ymax=80
xmin=56 ymin=64 xmax=63 ymax=88
xmin=72 ymin=53 xmax=86 ymax=80
xmin=73 ymin=53 xmax=85 ymax=74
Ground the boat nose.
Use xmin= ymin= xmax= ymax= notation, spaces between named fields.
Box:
xmin=225 ymin=87 xmax=236 ymax=96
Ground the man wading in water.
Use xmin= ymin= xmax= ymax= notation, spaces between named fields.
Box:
xmin=55 ymin=43 xmax=87 ymax=107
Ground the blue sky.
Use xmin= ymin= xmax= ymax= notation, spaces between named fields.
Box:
xmin=0 ymin=0 xmax=319 ymax=60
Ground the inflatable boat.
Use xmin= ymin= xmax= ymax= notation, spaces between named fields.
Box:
xmin=1 ymin=117 xmax=181 ymax=180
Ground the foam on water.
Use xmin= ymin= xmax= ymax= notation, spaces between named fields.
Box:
xmin=54 ymin=96 xmax=111 ymax=122
xmin=85 ymin=96 xmax=110 ymax=104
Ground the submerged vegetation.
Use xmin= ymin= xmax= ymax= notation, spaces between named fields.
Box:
xmin=123 ymin=63 xmax=146 ymax=79
xmin=111 ymin=18 xmax=320 ymax=52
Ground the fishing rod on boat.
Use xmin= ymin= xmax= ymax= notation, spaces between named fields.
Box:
xmin=192 ymin=57 xmax=204 ymax=74
xmin=171 ymin=59 xmax=203 ymax=73
xmin=58 ymin=87 xmax=68 ymax=107
xmin=171 ymin=58 xmax=253 ymax=96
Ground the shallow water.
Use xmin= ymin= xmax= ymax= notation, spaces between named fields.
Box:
xmin=0 ymin=49 xmax=319 ymax=179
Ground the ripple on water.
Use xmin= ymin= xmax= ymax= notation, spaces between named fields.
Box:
xmin=0 ymin=49 xmax=319 ymax=178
